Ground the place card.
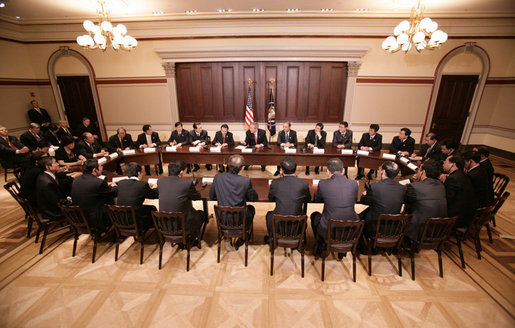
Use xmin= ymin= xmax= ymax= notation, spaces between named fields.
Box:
xmin=382 ymin=153 xmax=396 ymax=160
xmin=399 ymin=179 xmax=411 ymax=186
xmin=98 ymin=175 xmax=106 ymax=180
xmin=166 ymin=146 xmax=177 ymax=152
xmin=399 ymin=156 xmax=410 ymax=164
xmin=285 ymin=148 xmax=297 ymax=153
xmin=268 ymin=179 xmax=273 ymax=185
xmin=148 ymin=178 xmax=158 ymax=185
xmin=313 ymin=147 xmax=325 ymax=154
xmin=202 ymin=177 xmax=214 ymax=184
xmin=235 ymin=145 xmax=246 ymax=150
xmin=312 ymin=179 xmax=320 ymax=186
xmin=48 ymin=148 xmax=56 ymax=156
xmin=112 ymin=176 xmax=128 ymax=183
xmin=122 ymin=149 xmax=135 ymax=156
xmin=210 ymin=146 xmax=222 ymax=152
xmin=143 ymin=147 xmax=156 ymax=153
xmin=109 ymin=153 xmax=119 ymax=160
xmin=189 ymin=146 xmax=200 ymax=152
xmin=341 ymin=149 xmax=353 ymax=155
xmin=357 ymin=150 xmax=369 ymax=156
xmin=407 ymin=163 xmax=418 ymax=171
xmin=242 ymin=148 xmax=253 ymax=153
xmin=98 ymin=157 xmax=107 ymax=165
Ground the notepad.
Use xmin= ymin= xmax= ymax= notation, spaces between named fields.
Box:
xmin=109 ymin=153 xmax=119 ymax=160
xmin=313 ymin=179 xmax=320 ymax=186
xmin=143 ymin=147 xmax=156 ymax=153
xmin=48 ymin=148 xmax=55 ymax=156
xmin=382 ymin=153 xmax=396 ymax=160
xmin=341 ymin=149 xmax=353 ymax=155
xmin=234 ymin=145 xmax=246 ymax=150
xmin=189 ymin=146 xmax=200 ymax=152
xmin=122 ymin=149 xmax=135 ymax=156
xmin=407 ymin=163 xmax=418 ymax=171
xmin=242 ymin=148 xmax=253 ymax=153
xmin=285 ymin=148 xmax=297 ymax=153
xmin=399 ymin=179 xmax=411 ymax=186
xmin=357 ymin=150 xmax=369 ymax=156
xmin=399 ymin=156 xmax=410 ymax=163
xmin=166 ymin=146 xmax=177 ymax=152
xmin=112 ymin=176 xmax=128 ymax=183
xmin=148 ymin=178 xmax=158 ymax=185
xmin=98 ymin=175 xmax=106 ymax=180
xmin=313 ymin=147 xmax=325 ymax=154
xmin=202 ymin=177 xmax=214 ymax=184
xmin=210 ymin=146 xmax=221 ymax=152
xmin=98 ymin=157 xmax=107 ymax=164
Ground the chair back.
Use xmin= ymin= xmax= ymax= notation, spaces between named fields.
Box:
xmin=271 ymin=214 xmax=307 ymax=249
xmin=4 ymin=181 xmax=21 ymax=201
xmin=327 ymin=219 xmax=365 ymax=253
xmin=373 ymin=214 xmax=412 ymax=248
xmin=492 ymin=192 xmax=510 ymax=215
xmin=151 ymin=211 xmax=187 ymax=244
xmin=493 ymin=173 xmax=510 ymax=199
xmin=214 ymin=205 xmax=246 ymax=237
xmin=418 ymin=217 xmax=457 ymax=250
xmin=59 ymin=204 xmax=92 ymax=235
xmin=106 ymin=204 xmax=139 ymax=237
xmin=465 ymin=206 xmax=494 ymax=237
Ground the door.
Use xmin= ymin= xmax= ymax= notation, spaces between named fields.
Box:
xmin=430 ymin=74 xmax=479 ymax=142
xmin=57 ymin=76 xmax=103 ymax=141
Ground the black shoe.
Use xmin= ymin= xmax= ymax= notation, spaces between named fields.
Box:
xmin=337 ymin=252 xmax=346 ymax=260
xmin=193 ymin=164 xmax=200 ymax=172
xmin=314 ymin=167 xmax=320 ymax=175
xmin=305 ymin=167 xmax=310 ymax=175
xmin=366 ymin=173 xmax=373 ymax=180
xmin=218 ymin=165 xmax=225 ymax=173
xmin=206 ymin=164 xmax=212 ymax=171
xmin=273 ymin=170 xmax=280 ymax=176
xmin=355 ymin=175 xmax=363 ymax=180
xmin=145 ymin=170 xmax=151 ymax=176
xmin=244 ymin=165 xmax=249 ymax=170
xmin=264 ymin=235 xmax=270 ymax=244
xmin=235 ymin=237 xmax=245 ymax=249
xmin=186 ymin=167 xmax=191 ymax=174
xmin=261 ymin=166 xmax=266 ymax=171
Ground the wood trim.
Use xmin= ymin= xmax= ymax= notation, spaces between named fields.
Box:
xmin=357 ymin=78 xmax=434 ymax=84
xmin=485 ymin=79 xmax=515 ymax=85
xmin=0 ymin=80 xmax=51 ymax=86
xmin=96 ymin=78 xmax=167 ymax=85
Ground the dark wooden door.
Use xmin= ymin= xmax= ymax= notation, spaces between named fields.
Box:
xmin=56 ymin=76 xmax=102 ymax=141
xmin=430 ymin=74 xmax=478 ymax=142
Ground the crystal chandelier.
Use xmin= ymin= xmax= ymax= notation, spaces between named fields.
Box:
xmin=382 ymin=0 xmax=447 ymax=53
xmin=76 ymin=0 xmax=137 ymax=51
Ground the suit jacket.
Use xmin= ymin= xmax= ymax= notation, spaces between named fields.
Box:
xmin=20 ymin=166 xmax=43 ymax=207
xmin=75 ymin=124 xmax=95 ymax=137
xmin=188 ymin=130 xmax=210 ymax=145
xmin=20 ymin=130 xmax=43 ymax=151
xmin=467 ymin=165 xmax=491 ymax=207
xmin=107 ymin=134 xmax=134 ymax=153
xmin=36 ymin=172 xmax=67 ymax=220
xmin=360 ymin=178 xmax=406 ymax=236
xmin=76 ymin=140 xmax=103 ymax=159
xmin=54 ymin=147 xmax=79 ymax=163
xmin=268 ymin=175 xmax=310 ymax=216
xmin=158 ymin=176 xmax=202 ymax=234
xmin=277 ymin=130 xmax=298 ymax=147
xmin=71 ymin=174 xmax=117 ymax=229
xmin=445 ymin=170 xmax=476 ymax=228
xmin=210 ymin=172 xmax=258 ymax=207
xmin=0 ymin=136 xmax=26 ymax=167
xmin=404 ymin=178 xmax=447 ymax=240
xmin=45 ymin=131 xmax=61 ymax=146
xmin=28 ymin=107 xmax=51 ymax=126
xmin=332 ymin=130 xmax=353 ymax=149
xmin=244 ymin=129 xmax=268 ymax=147
xmin=389 ymin=136 xmax=415 ymax=155
xmin=313 ymin=174 xmax=359 ymax=238
xmin=305 ymin=129 xmax=327 ymax=147
xmin=480 ymin=158 xmax=495 ymax=204
xmin=358 ymin=132 xmax=382 ymax=151
xmin=136 ymin=132 xmax=161 ymax=148
xmin=168 ymin=130 xmax=190 ymax=146
xmin=57 ymin=126 xmax=73 ymax=140
xmin=116 ymin=178 xmax=158 ymax=221
xmin=212 ymin=131 xmax=235 ymax=146
xmin=417 ymin=142 xmax=442 ymax=162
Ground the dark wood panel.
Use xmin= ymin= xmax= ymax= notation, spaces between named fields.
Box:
xmin=221 ymin=65 xmax=236 ymax=119
xmin=199 ymin=66 xmax=215 ymax=120
xmin=327 ymin=64 xmax=347 ymax=122
xmin=285 ymin=65 xmax=300 ymax=119
xmin=176 ymin=65 xmax=196 ymax=122
xmin=306 ymin=65 xmax=322 ymax=120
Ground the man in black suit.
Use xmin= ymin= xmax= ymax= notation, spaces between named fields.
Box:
xmin=477 ymin=146 xmax=494 ymax=204
xmin=311 ymin=158 xmax=359 ymax=243
xmin=71 ymin=159 xmax=117 ymax=231
xmin=57 ymin=120 xmax=75 ymax=140
xmin=440 ymin=138 xmax=458 ymax=162
xmin=404 ymin=160 xmax=447 ymax=241
xmin=441 ymin=155 xmax=476 ymax=228
xmin=360 ymin=161 xmax=406 ymax=238
xmin=76 ymin=117 xmax=99 ymax=140
xmin=35 ymin=157 xmax=69 ymax=221
xmin=188 ymin=122 xmax=212 ymax=171
xmin=213 ymin=124 xmax=235 ymax=172
xmin=20 ymin=123 xmax=44 ymax=151
xmin=265 ymin=157 xmax=311 ymax=241
xmin=108 ymin=127 xmax=134 ymax=153
xmin=44 ymin=124 xmax=61 ymax=146
xmin=76 ymin=132 xmax=107 ymax=159
xmin=136 ymin=124 xmax=163 ymax=175
xmin=410 ymin=132 xmax=442 ymax=163
xmin=305 ymin=122 xmax=327 ymax=175
xmin=274 ymin=122 xmax=298 ymax=176
xmin=389 ymin=128 xmax=415 ymax=156
xmin=242 ymin=122 xmax=268 ymax=171
xmin=0 ymin=125 xmax=30 ymax=171
xmin=116 ymin=162 xmax=159 ymax=229
xmin=332 ymin=121 xmax=353 ymax=178
xmin=168 ymin=121 xmax=190 ymax=147
xmin=464 ymin=151 xmax=492 ymax=208
xmin=356 ymin=124 xmax=383 ymax=180
xmin=28 ymin=100 xmax=51 ymax=132
xmin=158 ymin=160 xmax=206 ymax=238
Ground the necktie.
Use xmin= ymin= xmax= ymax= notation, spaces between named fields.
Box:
xmin=424 ymin=146 xmax=432 ymax=158
xmin=120 ymin=138 xmax=124 ymax=149
xmin=222 ymin=135 xmax=225 ymax=144
xmin=254 ymin=133 xmax=258 ymax=145
xmin=34 ymin=133 xmax=41 ymax=141
xmin=35 ymin=108 xmax=41 ymax=115
xmin=285 ymin=133 xmax=289 ymax=143
xmin=146 ymin=134 xmax=152 ymax=146
xmin=54 ymin=133 xmax=60 ymax=143
xmin=65 ymin=128 xmax=70 ymax=135
xmin=6 ymin=138 xmax=18 ymax=150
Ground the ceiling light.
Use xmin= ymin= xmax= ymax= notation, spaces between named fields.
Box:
xmin=321 ymin=9 xmax=334 ymax=12
xmin=355 ymin=8 xmax=369 ymax=12
xmin=152 ymin=11 xmax=164 ymax=15
xmin=0 ymin=3 xmax=5 ymax=8
xmin=15 ymin=16 xmax=20 ymax=19
xmin=287 ymin=8 xmax=299 ymax=12
xmin=252 ymin=9 xmax=265 ymax=12
xmin=185 ymin=10 xmax=197 ymax=14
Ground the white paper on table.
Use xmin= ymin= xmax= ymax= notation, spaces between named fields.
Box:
xmin=112 ymin=176 xmax=128 ymax=183
xmin=242 ymin=148 xmax=253 ymax=153
xmin=109 ymin=153 xmax=119 ymax=160
xmin=234 ymin=145 xmax=246 ymax=150
xmin=357 ymin=150 xmax=369 ymax=156
xmin=399 ymin=179 xmax=411 ymax=186
xmin=312 ymin=179 xmax=320 ymax=186
xmin=313 ymin=147 xmax=325 ymax=154
xmin=341 ymin=149 xmax=353 ymax=155
xmin=122 ymin=149 xmax=136 ymax=156
xmin=285 ymin=148 xmax=297 ymax=153
xmin=48 ymin=148 xmax=55 ymax=156
xmin=166 ymin=146 xmax=177 ymax=152
xmin=98 ymin=157 xmax=107 ymax=165
xmin=202 ymin=177 xmax=214 ymax=184
xmin=189 ymin=146 xmax=201 ymax=152
xmin=147 ymin=178 xmax=158 ymax=185
xmin=382 ymin=153 xmax=396 ymax=160
xmin=407 ymin=163 xmax=418 ymax=171
xmin=268 ymin=179 xmax=273 ymax=185
xmin=98 ymin=175 xmax=106 ymax=180
xmin=210 ymin=146 xmax=222 ymax=152
xmin=50 ymin=145 xmax=59 ymax=150
xmin=143 ymin=147 xmax=156 ymax=153
xmin=399 ymin=156 xmax=410 ymax=164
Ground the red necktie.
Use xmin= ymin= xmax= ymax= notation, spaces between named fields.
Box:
xmin=222 ymin=135 xmax=225 ymax=144
xmin=120 ymin=138 xmax=124 ymax=149
xmin=254 ymin=133 xmax=258 ymax=145
xmin=6 ymin=138 xmax=18 ymax=150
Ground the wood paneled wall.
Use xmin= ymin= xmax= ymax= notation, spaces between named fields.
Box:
xmin=176 ymin=61 xmax=348 ymax=123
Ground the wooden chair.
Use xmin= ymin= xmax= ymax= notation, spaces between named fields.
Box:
xmin=490 ymin=191 xmax=510 ymax=230
xmin=1 ymin=161 xmax=18 ymax=182
xmin=152 ymin=211 xmax=197 ymax=271
xmin=106 ymin=204 xmax=151 ymax=264
xmin=321 ymin=219 xmax=364 ymax=282
xmin=4 ymin=181 xmax=34 ymax=238
xmin=59 ymin=204 xmax=105 ymax=263
xmin=269 ymin=214 xmax=307 ymax=277
xmin=404 ymin=217 xmax=457 ymax=280
xmin=214 ymin=205 xmax=251 ymax=266
xmin=454 ymin=206 xmax=494 ymax=269
xmin=492 ymin=173 xmax=509 ymax=205
xmin=362 ymin=214 xmax=411 ymax=276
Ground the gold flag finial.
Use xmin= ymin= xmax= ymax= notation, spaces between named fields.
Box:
xmin=269 ymin=77 xmax=275 ymax=84
xmin=247 ymin=78 xmax=252 ymax=86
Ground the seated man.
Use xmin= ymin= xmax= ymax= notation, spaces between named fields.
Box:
xmin=274 ymin=122 xmax=298 ymax=176
xmin=410 ymin=132 xmax=442 ymax=163
xmin=168 ymin=121 xmax=190 ymax=147
xmin=188 ymin=122 xmax=212 ymax=171
xmin=45 ymin=124 xmax=61 ymax=146
xmin=389 ymin=128 xmax=415 ymax=157
xmin=108 ymin=127 xmax=135 ymax=174
xmin=463 ymin=151 xmax=492 ymax=207
xmin=35 ymin=156 xmax=69 ymax=221
xmin=57 ymin=120 xmax=75 ymax=140
xmin=360 ymin=161 xmax=406 ymax=238
xmin=441 ymin=155 xmax=476 ymax=228
xmin=77 ymin=132 xmax=107 ymax=159
xmin=213 ymin=124 xmax=235 ymax=172
xmin=20 ymin=123 xmax=44 ymax=151
xmin=71 ymin=159 xmax=117 ymax=231
xmin=404 ymin=160 xmax=447 ymax=241
xmin=440 ymin=138 xmax=458 ymax=162
xmin=210 ymin=155 xmax=258 ymax=247
xmin=356 ymin=123 xmax=382 ymax=180
xmin=116 ymin=162 xmax=158 ymax=230
xmin=311 ymin=158 xmax=358 ymax=248
xmin=242 ymin=122 xmax=268 ymax=171
xmin=332 ymin=121 xmax=353 ymax=177
xmin=55 ymin=136 xmax=86 ymax=168
xmin=75 ymin=117 xmax=98 ymax=140
xmin=305 ymin=122 xmax=327 ymax=175
xmin=477 ymin=146 xmax=494 ymax=205
xmin=136 ymin=124 xmax=163 ymax=175
xmin=266 ymin=157 xmax=311 ymax=242
xmin=0 ymin=124 xmax=30 ymax=172
xmin=158 ymin=160 xmax=205 ymax=238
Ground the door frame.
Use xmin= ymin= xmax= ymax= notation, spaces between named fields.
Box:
xmin=47 ymin=46 xmax=107 ymax=141
xmin=422 ymin=42 xmax=490 ymax=144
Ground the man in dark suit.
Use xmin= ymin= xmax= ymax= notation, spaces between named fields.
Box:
xmin=242 ymin=121 xmax=268 ymax=171
xmin=274 ymin=122 xmax=298 ymax=176
xmin=158 ymin=161 xmax=206 ymax=238
xmin=305 ymin=122 xmax=327 ymax=175
xmin=477 ymin=146 xmax=495 ymax=204
xmin=389 ymin=128 xmax=415 ymax=156
xmin=136 ymin=124 xmax=163 ymax=175
xmin=20 ymin=123 xmax=44 ymax=151
xmin=57 ymin=120 xmax=75 ymax=140
xmin=440 ymin=138 xmax=458 ymax=162
xmin=168 ymin=121 xmax=190 ymax=147
xmin=27 ymin=100 xmax=51 ymax=132
xmin=404 ymin=160 xmax=447 ymax=241
xmin=464 ymin=151 xmax=492 ymax=208
xmin=44 ymin=124 xmax=61 ymax=146
xmin=35 ymin=157 xmax=69 ymax=221
xmin=71 ymin=159 xmax=117 ymax=231
xmin=332 ymin=121 xmax=353 ymax=178
xmin=0 ymin=125 xmax=30 ymax=171
xmin=356 ymin=123 xmax=383 ymax=180
xmin=411 ymin=132 xmax=442 ymax=163
xmin=116 ymin=162 xmax=159 ymax=229
xmin=311 ymin=158 xmax=359 ymax=243
xmin=213 ymin=124 xmax=235 ymax=172
xmin=76 ymin=132 xmax=107 ymax=159
xmin=441 ymin=155 xmax=476 ymax=228
xmin=265 ymin=157 xmax=311 ymax=241
xmin=75 ymin=117 xmax=98 ymax=140
xmin=360 ymin=161 xmax=406 ymax=238
xmin=108 ymin=127 xmax=134 ymax=153
xmin=188 ymin=122 xmax=212 ymax=171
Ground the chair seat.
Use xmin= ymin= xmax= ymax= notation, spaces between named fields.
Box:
xmin=456 ymin=227 xmax=466 ymax=234
xmin=163 ymin=234 xmax=189 ymax=243
xmin=276 ymin=239 xmax=301 ymax=248
xmin=329 ymin=243 xmax=353 ymax=252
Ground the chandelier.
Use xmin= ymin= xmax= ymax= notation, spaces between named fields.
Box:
xmin=382 ymin=0 xmax=447 ymax=53
xmin=76 ymin=0 xmax=137 ymax=51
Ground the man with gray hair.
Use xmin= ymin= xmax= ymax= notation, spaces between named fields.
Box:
xmin=0 ymin=124 xmax=30 ymax=171
xmin=57 ymin=120 xmax=75 ymax=140
xmin=20 ymin=123 xmax=44 ymax=151
xmin=242 ymin=122 xmax=268 ymax=171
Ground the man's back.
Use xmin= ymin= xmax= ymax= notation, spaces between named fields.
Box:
xmin=269 ymin=175 xmax=310 ymax=216
xmin=467 ymin=165 xmax=490 ymax=207
xmin=158 ymin=176 xmax=200 ymax=213
xmin=72 ymin=174 xmax=116 ymax=228
xmin=361 ymin=178 xmax=405 ymax=223
xmin=445 ymin=170 xmax=475 ymax=228
xmin=117 ymin=179 xmax=158 ymax=210
xmin=210 ymin=172 xmax=258 ymax=206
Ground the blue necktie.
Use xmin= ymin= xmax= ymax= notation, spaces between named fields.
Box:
xmin=285 ymin=133 xmax=289 ymax=143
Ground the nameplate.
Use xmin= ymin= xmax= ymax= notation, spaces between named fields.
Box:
xmin=98 ymin=175 xmax=106 ymax=180
xmin=165 ymin=146 xmax=177 ymax=152
xmin=382 ymin=153 xmax=396 ymax=160
xmin=313 ymin=147 xmax=325 ymax=154
xmin=234 ymin=145 xmax=246 ymax=150
xmin=341 ymin=149 xmax=353 ymax=155
xmin=122 ymin=149 xmax=136 ymax=156
xmin=399 ymin=157 xmax=410 ymax=164
xmin=112 ymin=176 xmax=128 ymax=183
xmin=399 ymin=179 xmax=411 ymax=186
xmin=109 ymin=153 xmax=119 ymax=160
xmin=407 ymin=163 xmax=418 ymax=171
xmin=357 ymin=150 xmax=369 ymax=156
xmin=147 ymin=178 xmax=158 ymax=185
xmin=189 ymin=147 xmax=201 ymax=152
xmin=285 ymin=148 xmax=297 ymax=154
xmin=98 ymin=157 xmax=107 ymax=165
xmin=313 ymin=179 xmax=320 ymax=186
xmin=210 ymin=146 xmax=222 ymax=153
xmin=143 ymin=147 xmax=156 ymax=153
xmin=242 ymin=148 xmax=253 ymax=153
xmin=202 ymin=177 xmax=214 ymax=184
xmin=268 ymin=179 xmax=273 ymax=185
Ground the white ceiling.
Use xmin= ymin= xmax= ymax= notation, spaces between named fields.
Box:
xmin=1 ymin=0 xmax=514 ymax=21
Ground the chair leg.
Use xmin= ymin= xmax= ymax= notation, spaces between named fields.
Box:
xmin=35 ymin=226 xmax=41 ymax=243
xmin=367 ymin=239 xmax=372 ymax=276
xmin=270 ymin=245 xmax=274 ymax=276
xmin=39 ymin=226 xmax=48 ymax=254
xmin=474 ymin=235 xmax=482 ymax=260
xmin=301 ymin=246 xmax=305 ymax=278
xmin=244 ymin=233 xmax=248 ymax=267
xmin=27 ymin=218 xmax=33 ymax=238
xmin=115 ymin=241 xmax=119 ymax=261
xmin=72 ymin=234 xmax=78 ymax=257
xmin=92 ymin=236 xmax=97 ymax=264
xmin=410 ymin=249 xmax=415 ymax=281
xmin=186 ymin=238 xmax=190 ymax=272
xmin=321 ymin=254 xmax=326 ymax=281
xmin=492 ymin=215 xmax=496 ymax=227
xmin=352 ymin=252 xmax=357 ymax=282
xmin=158 ymin=242 xmax=163 ymax=270
xmin=486 ymin=224 xmax=493 ymax=244
xmin=217 ymin=234 xmax=221 ymax=263
xmin=398 ymin=251 xmax=402 ymax=277
xmin=437 ymin=249 xmax=443 ymax=278
xmin=140 ymin=237 xmax=145 ymax=265
xmin=456 ymin=236 xmax=465 ymax=269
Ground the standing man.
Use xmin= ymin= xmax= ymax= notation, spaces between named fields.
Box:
xmin=242 ymin=122 xmax=268 ymax=171
xmin=76 ymin=132 xmax=107 ymax=159
xmin=76 ymin=117 xmax=99 ymax=140
xmin=356 ymin=124 xmax=383 ymax=180
xmin=213 ymin=124 xmax=235 ymax=172
xmin=274 ymin=122 xmax=298 ymax=176
xmin=20 ymin=123 xmax=44 ymax=151
xmin=189 ymin=122 xmax=212 ymax=171
xmin=136 ymin=124 xmax=163 ymax=175
xmin=305 ymin=122 xmax=327 ymax=175
xmin=28 ymin=100 xmax=51 ymax=132
xmin=389 ymin=128 xmax=415 ymax=157
xmin=477 ymin=146 xmax=495 ymax=204
xmin=410 ymin=132 xmax=442 ymax=163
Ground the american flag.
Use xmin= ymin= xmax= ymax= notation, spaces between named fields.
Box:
xmin=244 ymin=84 xmax=254 ymax=129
